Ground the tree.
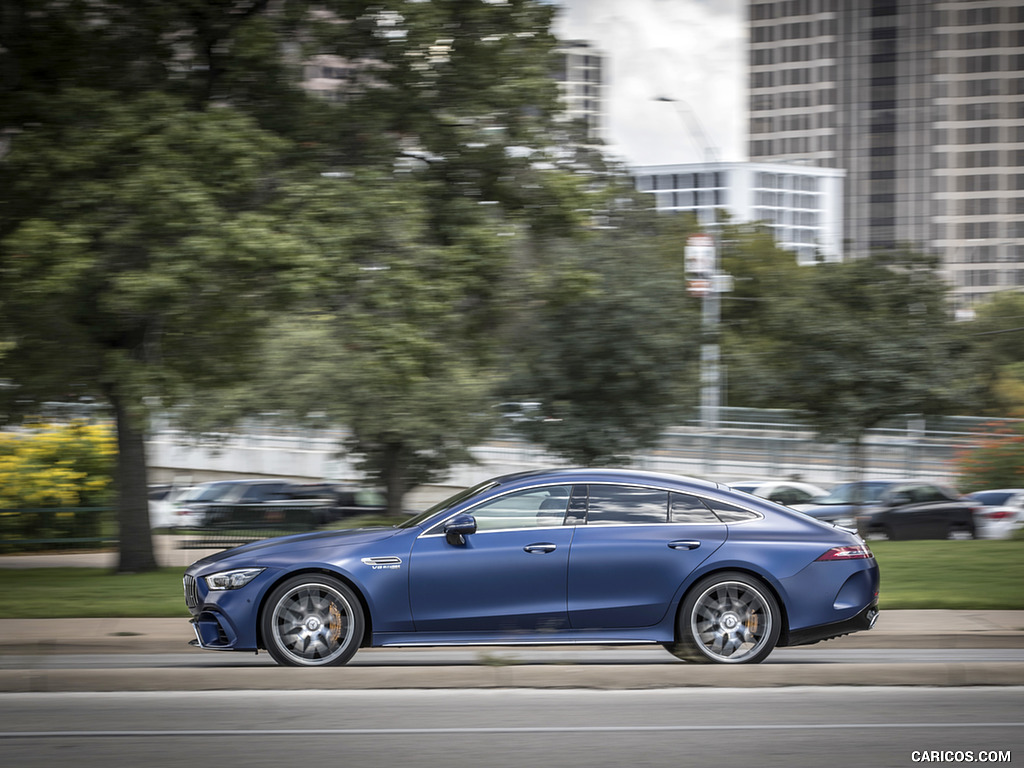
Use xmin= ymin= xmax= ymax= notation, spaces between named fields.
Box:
xmin=960 ymin=292 xmax=1024 ymax=416
xmin=0 ymin=0 xmax=605 ymax=549
xmin=0 ymin=91 xmax=304 ymax=570
xmin=716 ymin=221 xmax=808 ymax=409
xmin=501 ymin=217 xmax=702 ymax=466
xmin=742 ymin=249 xmax=967 ymax=472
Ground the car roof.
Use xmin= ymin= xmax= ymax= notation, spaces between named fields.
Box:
xmin=488 ymin=468 xmax=724 ymax=492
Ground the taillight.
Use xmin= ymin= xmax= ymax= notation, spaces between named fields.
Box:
xmin=816 ymin=544 xmax=874 ymax=561
xmin=987 ymin=510 xmax=1013 ymax=520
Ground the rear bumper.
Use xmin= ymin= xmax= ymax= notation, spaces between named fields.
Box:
xmin=784 ymin=602 xmax=879 ymax=647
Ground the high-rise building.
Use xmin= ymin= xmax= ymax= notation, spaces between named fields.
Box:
xmin=634 ymin=161 xmax=845 ymax=264
xmin=748 ymin=0 xmax=1024 ymax=308
xmin=553 ymin=40 xmax=606 ymax=143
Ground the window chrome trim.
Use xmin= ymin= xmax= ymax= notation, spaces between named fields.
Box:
xmin=415 ymin=479 xmax=764 ymax=538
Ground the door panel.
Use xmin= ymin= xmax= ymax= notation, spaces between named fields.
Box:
xmin=567 ymin=523 xmax=727 ymax=629
xmin=409 ymin=527 xmax=574 ymax=632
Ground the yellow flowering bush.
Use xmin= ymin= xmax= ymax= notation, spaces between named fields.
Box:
xmin=0 ymin=422 xmax=116 ymax=549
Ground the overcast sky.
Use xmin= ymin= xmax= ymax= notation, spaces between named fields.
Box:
xmin=551 ymin=0 xmax=747 ymax=168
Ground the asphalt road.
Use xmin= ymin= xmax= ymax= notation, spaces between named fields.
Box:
xmin=1 ymin=687 xmax=1021 ymax=768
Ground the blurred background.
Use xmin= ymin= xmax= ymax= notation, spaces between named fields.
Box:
xmin=1 ymin=0 xmax=1022 ymax=570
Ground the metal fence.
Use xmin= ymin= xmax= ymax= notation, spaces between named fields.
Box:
xmin=0 ymin=507 xmax=116 ymax=553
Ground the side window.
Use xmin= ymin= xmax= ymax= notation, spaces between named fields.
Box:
xmin=464 ymin=485 xmax=573 ymax=532
xmin=670 ymin=493 xmax=721 ymax=524
xmin=587 ymin=485 xmax=668 ymax=525
xmin=911 ymin=485 xmax=945 ymax=503
xmin=769 ymin=486 xmax=810 ymax=506
xmin=702 ymin=497 xmax=762 ymax=523
xmin=246 ymin=483 xmax=288 ymax=502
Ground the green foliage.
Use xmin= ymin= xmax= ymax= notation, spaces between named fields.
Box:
xmin=0 ymin=0 xmax=573 ymax=561
xmin=959 ymin=292 xmax=1024 ymax=416
xmin=504 ymin=228 xmax=701 ymax=465
xmin=956 ymin=420 xmax=1024 ymax=493
xmin=732 ymin=249 xmax=966 ymax=449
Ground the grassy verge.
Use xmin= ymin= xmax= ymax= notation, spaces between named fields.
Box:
xmin=869 ymin=539 xmax=1024 ymax=610
xmin=0 ymin=568 xmax=190 ymax=618
xmin=0 ymin=539 xmax=1021 ymax=618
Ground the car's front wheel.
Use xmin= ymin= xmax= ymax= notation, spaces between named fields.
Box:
xmin=260 ymin=574 xmax=364 ymax=667
xmin=666 ymin=572 xmax=781 ymax=664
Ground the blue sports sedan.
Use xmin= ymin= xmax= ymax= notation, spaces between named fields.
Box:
xmin=183 ymin=468 xmax=879 ymax=666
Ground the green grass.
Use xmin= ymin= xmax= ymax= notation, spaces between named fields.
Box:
xmin=0 ymin=539 xmax=1021 ymax=618
xmin=869 ymin=539 xmax=1024 ymax=610
xmin=0 ymin=568 xmax=191 ymax=618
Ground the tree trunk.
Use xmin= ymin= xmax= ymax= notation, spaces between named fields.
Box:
xmin=382 ymin=444 xmax=407 ymax=518
xmin=108 ymin=387 xmax=158 ymax=573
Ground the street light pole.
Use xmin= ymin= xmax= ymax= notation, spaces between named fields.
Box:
xmin=659 ymin=95 xmax=725 ymax=434
xmin=686 ymin=232 xmax=721 ymax=432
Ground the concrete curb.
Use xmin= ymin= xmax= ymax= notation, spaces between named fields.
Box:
xmin=2 ymin=663 xmax=1024 ymax=693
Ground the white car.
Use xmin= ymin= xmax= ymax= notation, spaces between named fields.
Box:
xmin=727 ymin=480 xmax=830 ymax=508
xmin=965 ymin=489 xmax=1024 ymax=539
xmin=148 ymin=485 xmax=193 ymax=529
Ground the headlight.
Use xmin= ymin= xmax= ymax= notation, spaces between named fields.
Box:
xmin=204 ymin=567 xmax=265 ymax=591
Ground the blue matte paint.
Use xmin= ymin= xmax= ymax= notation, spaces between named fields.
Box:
xmin=183 ymin=468 xmax=879 ymax=663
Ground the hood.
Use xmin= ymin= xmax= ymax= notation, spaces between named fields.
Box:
xmin=187 ymin=526 xmax=404 ymax=569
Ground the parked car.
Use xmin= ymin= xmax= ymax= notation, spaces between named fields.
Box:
xmin=167 ymin=479 xmax=298 ymax=528
xmin=796 ymin=480 xmax=896 ymax=530
xmin=965 ymin=489 xmax=1024 ymax=539
xmin=802 ymin=480 xmax=978 ymax=540
xmin=149 ymin=484 xmax=193 ymax=529
xmin=727 ymin=480 xmax=829 ymax=508
xmin=184 ymin=468 xmax=879 ymax=667
xmin=284 ymin=483 xmax=387 ymax=522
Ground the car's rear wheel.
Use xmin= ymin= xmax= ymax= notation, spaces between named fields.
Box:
xmin=666 ymin=572 xmax=781 ymax=664
xmin=261 ymin=574 xmax=364 ymax=667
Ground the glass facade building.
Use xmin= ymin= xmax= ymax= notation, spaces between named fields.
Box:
xmin=634 ymin=161 xmax=845 ymax=264
xmin=748 ymin=0 xmax=1024 ymax=307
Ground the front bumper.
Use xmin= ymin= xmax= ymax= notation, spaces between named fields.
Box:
xmin=183 ymin=569 xmax=276 ymax=652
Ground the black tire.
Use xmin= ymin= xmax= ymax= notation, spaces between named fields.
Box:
xmin=666 ymin=571 xmax=781 ymax=664
xmin=260 ymin=574 xmax=364 ymax=667
xmin=947 ymin=524 xmax=975 ymax=540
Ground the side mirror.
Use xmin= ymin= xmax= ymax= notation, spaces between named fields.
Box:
xmin=444 ymin=514 xmax=477 ymax=546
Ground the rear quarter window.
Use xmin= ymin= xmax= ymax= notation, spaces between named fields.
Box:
xmin=702 ymin=497 xmax=762 ymax=523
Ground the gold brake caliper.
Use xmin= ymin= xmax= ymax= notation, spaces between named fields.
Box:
xmin=329 ymin=602 xmax=343 ymax=642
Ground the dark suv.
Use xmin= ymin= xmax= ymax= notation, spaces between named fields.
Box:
xmin=802 ymin=480 xmax=978 ymax=540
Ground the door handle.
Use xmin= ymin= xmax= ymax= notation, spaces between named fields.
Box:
xmin=524 ymin=543 xmax=557 ymax=554
xmin=668 ymin=540 xmax=701 ymax=551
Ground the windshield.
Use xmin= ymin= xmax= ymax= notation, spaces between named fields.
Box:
xmin=817 ymin=482 xmax=892 ymax=505
xmin=397 ymin=480 xmax=499 ymax=529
